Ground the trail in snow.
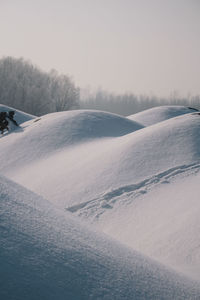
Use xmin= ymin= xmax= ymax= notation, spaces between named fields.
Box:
xmin=67 ymin=161 xmax=200 ymax=220
xmin=66 ymin=162 xmax=200 ymax=282
xmin=2 ymin=174 xmax=200 ymax=299
xmin=93 ymin=172 xmax=200 ymax=281
xmin=4 ymin=111 xmax=200 ymax=209
xmin=1 ymin=105 xmax=200 ymax=289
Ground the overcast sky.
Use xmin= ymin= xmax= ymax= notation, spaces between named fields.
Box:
xmin=0 ymin=0 xmax=200 ymax=97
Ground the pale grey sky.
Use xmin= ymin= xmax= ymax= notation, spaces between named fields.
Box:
xmin=0 ymin=0 xmax=200 ymax=96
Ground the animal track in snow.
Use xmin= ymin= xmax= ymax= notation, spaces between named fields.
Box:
xmin=66 ymin=161 xmax=200 ymax=220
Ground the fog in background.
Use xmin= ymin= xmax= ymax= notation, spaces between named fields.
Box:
xmin=0 ymin=0 xmax=200 ymax=99
xmin=80 ymin=88 xmax=200 ymax=116
xmin=0 ymin=56 xmax=199 ymax=117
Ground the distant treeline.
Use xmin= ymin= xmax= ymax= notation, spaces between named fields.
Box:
xmin=0 ymin=56 xmax=199 ymax=116
xmin=80 ymin=89 xmax=200 ymax=116
xmin=0 ymin=57 xmax=80 ymax=116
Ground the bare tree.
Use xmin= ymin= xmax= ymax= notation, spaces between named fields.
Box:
xmin=49 ymin=70 xmax=80 ymax=112
xmin=0 ymin=57 xmax=80 ymax=116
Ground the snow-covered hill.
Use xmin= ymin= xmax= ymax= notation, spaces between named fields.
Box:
xmin=2 ymin=175 xmax=199 ymax=300
xmin=72 ymin=165 xmax=200 ymax=281
xmin=0 ymin=110 xmax=143 ymax=171
xmin=127 ymin=105 xmax=198 ymax=126
xmin=1 ymin=105 xmax=200 ymax=297
xmin=3 ymin=110 xmax=200 ymax=209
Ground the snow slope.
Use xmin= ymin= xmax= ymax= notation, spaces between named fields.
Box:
xmin=2 ymin=175 xmax=199 ymax=300
xmin=3 ymin=111 xmax=200 ymax=208
xmin=71 ymin=164 xmax=200 ymax=281
xmin=1 ymin=105 xmax=200 ymax=291
xmin=127 ymin=105 xmax=198 ymax=126
xmin=0 ymin=109 xmax=143 ymax=171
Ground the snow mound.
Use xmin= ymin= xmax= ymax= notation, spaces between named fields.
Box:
xmin=1 ymin=175 xmax=200 ymax=300
xmin=73 ymin=164 xmax=200 ymax=281
xmin=0 ymin=104 xmax=36 ymax=125
xmin=24 ymin=109 xmax=143 ymax=142
xmin=0 ymin=110 xmax=143 ymax=168
xmin=7 ymin=112 xmax=200 ymax=207
xmin=127 ymin=105 xmax=198 ymax=126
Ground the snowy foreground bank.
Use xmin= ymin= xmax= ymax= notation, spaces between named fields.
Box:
xmin=0 ymin=105 xmax=200 ymax=299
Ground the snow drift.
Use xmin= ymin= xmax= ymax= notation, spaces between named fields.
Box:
xmin=1 ymin=105 xmax=200 ymax=295
xmin=127 ymin=105 xmax=198 ymax=126
xmin=1 ymin=175 xmax=199 ymax=299
xmin=0 ymin=109 xmax=143 ymax=171
xmin=73 ymin=165 xmax=200 ymax=281
xmin=4 ymin=111 xmax=200 ymax=208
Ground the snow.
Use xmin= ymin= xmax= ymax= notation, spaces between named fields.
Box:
xmin=2 ymin=175 xmax=199 ymax=299
xmin=1 ymin=105 xmax=200 ymax=298
xmin=127 ymin=105 xmax=198 ymax=126
xmin=0 ymin=109 xmax=143 ymax=171
xmin=3 ymin=110 xmax=200 ymax=209
xmin=74 ymin=166 xmax=200 ymax=281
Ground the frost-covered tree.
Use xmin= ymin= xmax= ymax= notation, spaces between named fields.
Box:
xmin=48 ymin=70 xmax=80 ymax=112
xmin=0 ymin=57 xmax=80 ymax=116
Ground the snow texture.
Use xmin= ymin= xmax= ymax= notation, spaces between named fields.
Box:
xmin=72 ymin=164 xmax=200 ymax=281
xmin=1 ymin=175 xmax=200 ymax=300
xmin=1 ymin=105 xmax=200 ymax=298
xmin=3 ymin=110 xmax=200 ymax=209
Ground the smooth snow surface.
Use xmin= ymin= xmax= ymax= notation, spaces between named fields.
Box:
xmin=1 ymin=105 xmax=200 ymax=298
xmin=2 ymin=175 xmax=199 ymax=300
xmin=0 ymin=109 xmax=143 ymax=171
xmin=127 ymin=105 xmax=198 ymax=126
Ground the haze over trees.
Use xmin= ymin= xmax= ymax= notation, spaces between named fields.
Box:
xmin=80 ymin=89 xmax=200 ymax=116
xmin=0 ymin=57 xmax=80 ymax=116
xmin=0 ymin=56 xmax=199 ymax=116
